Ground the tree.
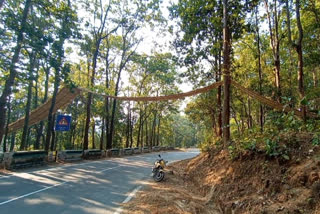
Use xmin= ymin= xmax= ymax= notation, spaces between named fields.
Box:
xmin=264 ymin=0 xmax=282 ymax=102
xmin=45 ymin=0 xmax=77 ymax=152
xmin=81 ymin=0 xmax=118 ymax=150
xmin=285 ymin=0 xmax=306 ymax=120
xmin=0 ymin=0 xmax=32 ymax=144
xmin=222 ymin=0 xmax=231 ymax=146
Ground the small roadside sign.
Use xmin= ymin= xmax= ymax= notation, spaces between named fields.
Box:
xmin=55 ymin=115 xmax=71 ymax=131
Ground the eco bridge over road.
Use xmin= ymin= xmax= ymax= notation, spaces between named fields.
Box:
xmin=7 ymin=80 xmax=317 ymax=133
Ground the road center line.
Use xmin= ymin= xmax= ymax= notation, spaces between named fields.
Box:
xmin=0 ymin=165 xmax=123 ymax=206
xmin=0 ymin=153 xmax=154 ymax=180
xmin=114 ymin=185 xmax=142 ymax=214
xmin=0 ymin=181 xmax=68 ymax=206
xmin=99 ymin=165 xmax=122 ymax=172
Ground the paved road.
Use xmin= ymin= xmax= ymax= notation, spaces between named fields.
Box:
xmin=0 ymin=149 xmax=199 ymax=214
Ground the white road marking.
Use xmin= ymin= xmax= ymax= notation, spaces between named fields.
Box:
xmin=0 ymin=165 xmax=123 ymax=206
xmin=0 ymin=159 xmax=112 ymax=179
xmin=114 ymin=185 xmax=142 ymax=214
xmin=99 ymin=165 xmax=122 ymax=172
xmin=0 ymin=181 xmax=68 ymax=206
xmin=0 ymin=152 xmax=156 ymax=179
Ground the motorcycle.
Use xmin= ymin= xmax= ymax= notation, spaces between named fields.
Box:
xmin=152 ymin=154 xmax=167 ymax=182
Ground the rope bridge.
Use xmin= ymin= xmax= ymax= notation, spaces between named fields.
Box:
xmin=7 ymin=81 xmax=317 ymax=133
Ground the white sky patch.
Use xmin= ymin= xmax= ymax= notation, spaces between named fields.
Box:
xmin=65 ymin=0 xmax=193 ymax=112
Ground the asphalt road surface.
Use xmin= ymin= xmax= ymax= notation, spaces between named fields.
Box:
xmin=0 ymin=149 xmax=199 ymax=214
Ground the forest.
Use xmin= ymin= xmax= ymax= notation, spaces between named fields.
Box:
xmin=0 ymin=0 xmax=319 ymax=154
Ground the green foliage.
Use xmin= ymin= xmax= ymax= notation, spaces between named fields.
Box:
xmin=265 ymin=138 xmax=279 ymax=157
xmin=312 ymin=133 xmax=320 ymax=146
xmin=199 ymin=136 xmax=222 ymax=153
xmin=1 ymin=0 xmax=320 ymax=153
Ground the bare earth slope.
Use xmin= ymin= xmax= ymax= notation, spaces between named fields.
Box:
xmin=122 ymin=133 xmax=320 ymax=214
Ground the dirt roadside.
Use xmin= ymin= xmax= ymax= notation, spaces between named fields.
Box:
xmin=121 ymin=133 xmax=320 ymax=214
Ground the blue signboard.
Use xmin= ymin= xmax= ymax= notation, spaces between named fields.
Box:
xmin=55 ymin=115 xmax=71 ymax=131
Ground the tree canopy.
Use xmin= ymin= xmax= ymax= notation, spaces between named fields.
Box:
xmin=0 ymin=0 xmax=319 ymax=153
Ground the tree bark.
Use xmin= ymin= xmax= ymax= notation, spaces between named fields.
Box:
xmin=35 ymin=64 xmax=49 ymax=150
xmin=264 ymin=0 xmax=282 ymax=102
xmin=0 ymin=0 xmax=32 ymax=143
xmin=10 ymin=132 xmax=16 ymax=152
xmin=248 ymin=98 xmax=253 ymax=128
xmin=84 ymin=4 xmax=112 ymax=150
xmin=215 ymin=49 xmax=222 ymax=137
xmin=156 ymin=116 xmax=161 ymax=146
xmin=100 ymin=118 xmax=104 ymax=150
xmin=145 ymin=118 xmax=149 ymax=147
xmin=20 ymin=53 xmax=36 ymax=150
xmin=151 ymin=112 xmax=157 ymax=147
xmin=45 ymin=67 xmax=60 ymax=152
xmin=3 ymin=97 xmax=11 ymax=152
xmin=286 ymin=0 xmax=306 ymax=120
xmin=295 ymin=0 xmax=306 ymax=120
xmin=255 ymin=6 xmax=264 ymax=132
xmin=222 ymin=0 xmax=231 ymax=146
xmin=125 ymin=102 xmax=130 ymax=148
xmin=50 ymin=113 xmax=56 ymax=151
xmin=84 ymin=40 xmax=101 ymax=150
xmin=92 ymin=122 xmax=95 ymax=149
xmin=129 ymin=111 xmax=134 ymax=148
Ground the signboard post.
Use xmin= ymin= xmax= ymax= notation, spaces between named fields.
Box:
xmin=55 ymin=115 xmax=71 ymax=131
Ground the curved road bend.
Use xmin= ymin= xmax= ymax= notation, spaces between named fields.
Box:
xmin=0 ymin=149 xmax=199 ymax=214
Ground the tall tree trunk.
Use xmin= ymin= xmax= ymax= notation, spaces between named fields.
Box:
xmin=125 ymin=102 xmax=130 ymax=148
xmin=45 ymin=0 xmax=71 ymax=152
xmin=72 ymin=123 xmax=77 ymax=149
xmin=20 ymin=53 xmax=36 ymax=150
xmin=222 ymin=0 xmax=231 ymax=146
xmin=35 ymin=64 xmax=49 ymax=149
xmin=92 ymin=122 xmax=95 ymax=149
xmin=50 ymin=113 xmax=56 ymax=151
xmin=107 ymin=26 xmax=136 ymax=148
xmin=100 ymin=118 xmax=104 ymax=150
xmin=10 ymin=132 xmax=15 ymax=152
xmin=255 ymin=6 xmax=264 ymax=132
xmin=84 ymin=92 xmax=92 ymax=150
xmin=84 ymin=41 xmax=101 ymax=150
xmin=34 ymin=64 xmax=40 ymax=149
xmin=105 ymin=40 xmax=111 ymax=150
xmin=211 ymin=109 xmax=218 ymax=136
xmin=156 ymin=116 xmax=161 ymax=146
xmin=0 ymin=0 xmax=31 ymax=143
xmin=248 ymin=98 xmax=253 ymax=128
xmin=3 ymin=98 xmax=11 ymax=152
xmin=137 ymin=116 xmax=142 ymax=147
xmin=70 ymin=123 xmax=75 ymax=149
xmin=265 ymin=0 xmax=282 ymax=102
xmin=217 ymin=79 xmax=222 ymax=137
xmin=145 ymin=118 xmax=149 ymax=147
xmin=107 ymin=61 xmax=126 ymax=149
xmin=215 ymin=50 xmax=222 ymax=137
xmin=129 ymin=110 xmax=134 ymax=148
xmin=85 ymin=3 xmax=112 ymax=150
xmin=45 ymin=68 xmax=60 ymax=152
xmin=285 ymin=0 xmax=294 ymax=98
xmin=151 ymin=112 xmax=157 ymax=147
xmin=286 ymin=0 xmax=306 ymax=120
xmin=295 ymin=0 xmax=306 ymax=120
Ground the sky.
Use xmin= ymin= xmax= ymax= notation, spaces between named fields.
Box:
xmin=66 ymin=0 xmax=193 ymax=112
